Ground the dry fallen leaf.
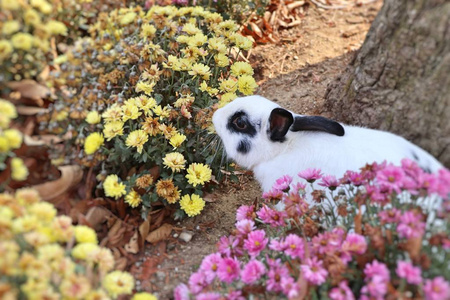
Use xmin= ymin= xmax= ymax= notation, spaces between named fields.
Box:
xmin=146 ymin=223 xmax=173 ymax=244
xmin=7 ymin=80 xmax=50 ymax=106
xmin=16 ymin=106 xmax=48 ymax=115
xmin=32 ymin=165 xmax=83 ymax=203
xmin=124 ymin=231 xmax=140 ymax=254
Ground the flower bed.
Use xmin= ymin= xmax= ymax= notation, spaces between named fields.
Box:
xmin=175 ymin=160 xmax=450 ymax=299
xmin=43 ymin=5 xmax=257 ymax=219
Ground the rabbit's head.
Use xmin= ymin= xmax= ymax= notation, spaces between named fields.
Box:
xmin=212 ymin=95 xmax=345 ymax=170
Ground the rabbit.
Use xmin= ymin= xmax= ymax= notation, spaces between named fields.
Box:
xmin=212 ymin=95 xmax=444 ymax=193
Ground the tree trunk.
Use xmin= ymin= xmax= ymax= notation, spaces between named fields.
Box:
xmin=323 ymin=0 xmax=450 ymax=167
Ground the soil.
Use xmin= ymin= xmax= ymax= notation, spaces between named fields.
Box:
xmin=134 ymin=1 xmax=383 ymax=298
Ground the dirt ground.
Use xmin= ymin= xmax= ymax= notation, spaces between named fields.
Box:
xmin=134 ymin=1 xmax=383 ymax=298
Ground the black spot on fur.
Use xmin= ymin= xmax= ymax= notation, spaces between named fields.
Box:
xmin=237 ymin=139 xmax=251 ymax=154
xmin=227 ymin=111 xmax=257 ymax=137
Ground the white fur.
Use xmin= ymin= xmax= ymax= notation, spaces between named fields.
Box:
xmin=213 ymin=95 xmax=443 ymax=192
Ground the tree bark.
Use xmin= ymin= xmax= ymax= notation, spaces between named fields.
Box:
xmin=323 ymin=0 xmax=450 ymax=167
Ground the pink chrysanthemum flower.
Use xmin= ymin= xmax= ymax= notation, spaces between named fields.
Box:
xmin=420 ymin=172 xmax=439 ymax=193
xmin=217 ymin=257 xmax=240 ymax=284
xmin=262 ymin=188 xmax=283 ymax=201
xmin=396 ymin=260 xmax=422 ymax=285
xmin=226 ymin=290 xmax=245 ymax=300
xmin=188 ymin=271 xmax=208 ymax=294
xmin=341 ymin=233 xmax=367 ymax=255
xmin=240 ymin=259 xmax=266 ymax=284
xmin=363 ymin=260 xmax=390 ymax=282
xmin=329 ymin=280 xmax=355 ymax=300
xmin=217 ymin=236 xmax=242 ymax=257
xmin=272 ymin=175 xmax=293 ymax=192
xmin=283 ymin=234 xmax=305 ymax=259
xmin=199 ymin=253 xmax=223 ymax=283
xmin=341 ymin=170 xmax=365 ymax=186
xmin=423 ymin=276 xmax=450 ymax=300
xmin=298 ymin=168 xmax=322 ymax=183
xmin=244 ymin=230 xmax=268 ymax=257
xmin=269 ymin=238 xmax=286 ymax=252
xmin=361 ymin=275 xmax=388 ymax=299
xmin=196 ymin=292 xmax=221 ymax=300
xmin=235 ymin=219 xmax=256 ymax=236
xmin=266 ymin=258 xmax=290 ymax=292
xmin=318 ymin=175 xmax=340 ymax=190
xmin=236 ymin=205 xmax=254 ymax=221
xmin=174 ymin=283 xmax=190 ymax=300
xmin=378 ymin=208 xmax=401 ymax=223
xmin=401 ymin=158 xmax=424 ymax=178
xmin=311 ymin=231 xmax=342 ymax=255
xmin=376 ymin=164 xmax=405 ymax=194
xmin=300 ymin=257 xmax=328 ymax=285
xmin=291 ymin=181 xmax=307 ymax=193
xmin=281 ymin=276 xmax=300 ymax=298
xmin=397 ymin=211 xmax=426 ymax=239
xmin=257 ymin=205 xmax=287 ymax=227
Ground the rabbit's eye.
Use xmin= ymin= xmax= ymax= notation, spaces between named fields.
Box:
xmin=233 ymin=117 xmax=247 ymax=130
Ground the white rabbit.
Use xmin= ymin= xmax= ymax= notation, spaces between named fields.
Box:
xmin=212 ymin=95 xmax=443 ymax=193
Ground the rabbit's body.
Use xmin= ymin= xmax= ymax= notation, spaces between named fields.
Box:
xmin=213 ymin=95 xmax=443 ymax=192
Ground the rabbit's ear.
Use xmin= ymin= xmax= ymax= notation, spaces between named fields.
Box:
xmin=269 ymin=108 xmax=294 ymax=141
xmin=292 ymin=116 xmax=345 ymax=136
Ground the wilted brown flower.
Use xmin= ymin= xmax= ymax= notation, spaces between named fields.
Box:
xmin=337 ymin=204 xmax=348 ymax=217
xmin=156 ymin=179 xmax=176 ymax=198
xmin=141 ymin=117 xmax=161 ymax=136
xmin=135 ymin=175 xmax=154 ymax=189
xmin=311 ymin=190 xmax=326 ymax=203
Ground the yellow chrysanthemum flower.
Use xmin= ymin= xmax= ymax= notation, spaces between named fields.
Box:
xmin=220 ymin=93 xmax=238 ymax=106
xmin=122 ymin=101 xmax=142 ymax=122
xmin=238 ymin=75 xmax=258 ymax=96
xmin=45 ymin=20 xmax=68 ymax=35
xmin=30 ymin=0 xmax=53 ymax=14
xmin=11 ymin=33 xmax=34 ymax=51
xmin=2 ymin=21 xmax=20 ymax=35
xmin=1 ymin=0 xmax=20 ymax=10
xmin=169 ymin=133 xmax=186 ymax=149
xmin=24 ymin=9 xmax=41 ymax=26
xmin=163 ymin=152 xmax=186 ymax=172
xmin=120 ymin=12 xmax=137 ymax=25
xmin=186 ymin=163 xmax=212 ymax=187
xmin=0 ymin=40 xmax=13 ymax=61
xmin=176 ymin=35 xmax=190 ymax=44
xmin=102 ymin=105 xmax=122 ymax=123
xmin=231 ymin=61 xmax=254 ymax=77
xmin=188 ymin=63 xmax=211 ymax=80
xmin=72 ymin=243 xmax=100 ymax=260
xmin=136 ymin=95 xmax=157 ymax=113
xmin=152 ymin=105 xmax=170 ymax=120
xmin=28 ymin=202 xmax=56 ymax=223
xmin=219 ymin=78 xmax=238 ymax=93
xmin=132 ymin=292 xmax=158 ymax=300
xmin=103 ymin=271 xmax=134 ymax=298
xmin=84 ymin=132 xmax=104 ymax=155
xmin=0 ymin=136 xmax=10 ymax=153
xmin=74 ymin=225 xmax=98 ymax=244
xmin=3 ymin=129 xmax=22 ymax=149
xmin=140 ymin=24 xmax=157 ymax=39
xmin=11 ymin=158 xmax=29 ymax=181
xmin=86 ymin=111 xmax=101 ymax=124
xmin=208 ymin=37 xmax=227 ymax=53
xmin=125 ymin=130 xmax=148 ymax=154
xmin=188 ymin=33 xmax=207 ymax=48
xmin=180 ymin=194 xmax=205 ymax=217
xmin=214 ymin=53 xmax=230 ymax=67
xmin=234 ymin=33 xmax=253 ymax=50
xmin=103 ymin=121 xmax=124 ymax=141
xmin=135 ymin=81 xmax=156 ymax=96
xmin=86 ymin=289 xmax=110 ymax=300
xmin=182 ymin=23 xmax=201 ymax=35
xmin=15 ymin=188 xmax=41 ymax=205
xmin=124 ymin=190 xmax=142 ymax=208
xmin=60 ymin=275 xmax=91 ymax=299
xmin=103 ymin=174 xmax=126 ymax=199
xmin=0 ymin=99 xmax=18 ymax=119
